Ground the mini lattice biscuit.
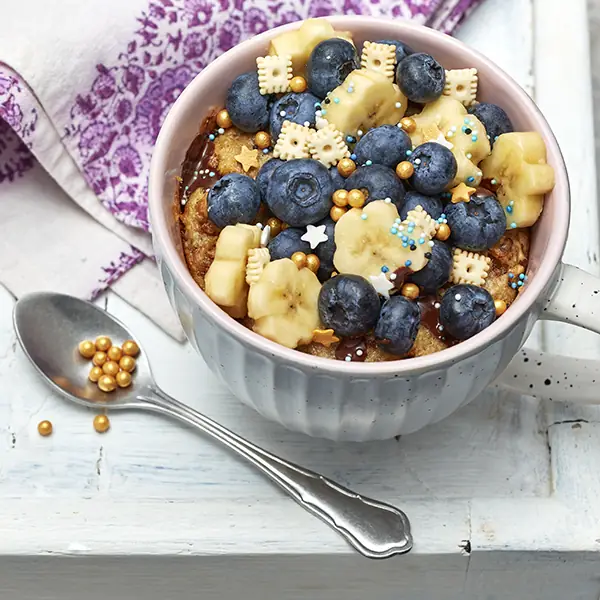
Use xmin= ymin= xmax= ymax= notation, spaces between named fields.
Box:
xmin=308 ymin=124 xmax=350 ymax=167
xmin=404 ymin=205 xmax=438 ymax=239
xmin=246 ymin=247 xmax=271 ymax=285
xmin=273 ymin=121 xmax=312 ymax=160
xmin=256 ymin=54 xmax=293 ymax=95
xmin=360 ymin=41 xmax=396 ymax=81
xmin=443 ymin=68 xmax=478 ymax=106
xmin=451 ymin=248 xmax=491 ymax=286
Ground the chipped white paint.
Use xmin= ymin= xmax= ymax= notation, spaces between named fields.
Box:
xmin=2 ymin=1 xmax=600 ymax=598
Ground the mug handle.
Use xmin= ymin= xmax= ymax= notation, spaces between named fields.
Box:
xmin=495 ymin=263 xmax=600 ymax=403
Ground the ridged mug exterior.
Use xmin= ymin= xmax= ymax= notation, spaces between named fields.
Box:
xmin=149 ymin=17 xmax=570 ymax=441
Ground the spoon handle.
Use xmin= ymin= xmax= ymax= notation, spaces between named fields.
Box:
xmin=138 ymin=385 xmax=412 ymax=559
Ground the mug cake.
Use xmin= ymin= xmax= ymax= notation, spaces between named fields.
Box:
xmin=176 ymin=18 xmax=555 ymax=363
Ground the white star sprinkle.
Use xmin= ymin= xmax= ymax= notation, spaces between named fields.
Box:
xmin=433 ymin=133 xmax=454 ymax=150
xmin=301 ymin=224 xmax=328 ymax=250
xmin=369 ymin=272 xmax=395 ymax=299
xmin=260 ymin=225 xmax=271 ymax=248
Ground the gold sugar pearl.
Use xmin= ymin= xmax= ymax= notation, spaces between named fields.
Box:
xmin=267 ymin=217 xmax=283 ymax=237
xmin=330 ymin=205 xmax=347 ymax=222
xmin=401 ymin=283 xmax=420 ymax=300
xmin=93 ymin=414 xmax=111 ymax=433
xmin=102 ymin=361 xmax=120 ymax=377
xmin=119 ymin=355 xmax=137 ymax=373
xmin=98 ymin=374 xmax=117 ymax=393
xmin=395 ymin=161 xmax=414 ymax=180
xmin=78 ymin=340 xmax=96 ymax=359
xmin=122 ymin=340 xmax=140 ymax=357
xmin=290 ymin=75 xmax=307 ymax=93
xmin=436 ymin=223 xmax=451 ymax=241
xmin=92 ymin=351 xmax=107 ymax=367
xmin=116 ymin=370 xmax=132 ymax=388
xmin=107 ymin=346 xmax=123 ymax=361
xmin=332 ymin=189 xmax=349 ymax=207
xmin=348 ymin=189 xmax=366 ymax=209
xmin=37 ymin=420 xmax=53 ymax=437
xmin=89 ymin=366 xmax=104 ymax=383
xmin=337 ymin=157 xmax=356 ymax=178
xmin=291 ymin=251 xmax=307 ymax=270
xmin=400 ymin=117 xmax=417 ymax=134
xmin=95 ymin=336 xmax=112 ymax=352
xmin=254 ymin=131 xmax=271 ymax=150
xmin=495 ymin=299 xmax=507 ymax=317
xmin=306 ymin=254 xmax=321 ymax=274
xmin=216 ymin=109 xmax=232 ymax=129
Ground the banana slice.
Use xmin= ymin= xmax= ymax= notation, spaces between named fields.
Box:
xmin=409 ymin=96 xmax=490 ymax=187
xmin=481 ymin=132 xmax=555 ymax=228
xmin=205 ymin=224 xmax=261 ymax=317
xmin=333 ymin=200 xmax=431 ymax=280
xmin=324 ymin=69 xmax=407 ymax=137
xmin=269 ymin=19 xmax=353 ymax=76
xmin=247 ymin=258 xmax=322 ymax=349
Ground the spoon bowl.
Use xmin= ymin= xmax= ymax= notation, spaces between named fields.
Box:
xmin=13 ymin=292 xmax=152 ymax=408
xmin=13 ymin=291 xmax=413 ymax=559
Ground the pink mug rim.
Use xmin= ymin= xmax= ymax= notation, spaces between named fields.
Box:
xmin=149 ymin=16 xmax=570 ymax=376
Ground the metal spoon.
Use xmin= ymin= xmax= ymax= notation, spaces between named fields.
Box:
xmin=13 ymin=292 xmax=412 ymax=558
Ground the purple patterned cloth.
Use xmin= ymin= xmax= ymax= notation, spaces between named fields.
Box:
xmin=0 ymin=0 xmax=482 ymax=293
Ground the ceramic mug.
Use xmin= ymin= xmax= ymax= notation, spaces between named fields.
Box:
xmin=149 ymin=16 xmax=600 ymax=442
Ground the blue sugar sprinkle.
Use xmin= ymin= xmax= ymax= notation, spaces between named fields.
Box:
xmin=365 ymin=160 xmax=373 ymax=166
xmin=334 ymin=97 xmax=340 ymax=104
xmin=409 ymin=239 xmax=415 ymax=246
xmin=510 ymin=222 xmax=517 ymax=229
xmin=508 ymin=273 xmax=514 ymax=279
xmin=397 ymin=233 xmax=403 ymax=238
xmin=471 ymin=135 xmax=478 ymax=142
xmin=401 ymin=235 xmax=408 ymax=242
xmin=406 ymin=150 xmax=412 ymax=156
xmin=519 ymin=273 xmax=525 ymax=280
xmin=209 ymin=134 xmax=215 ymax=141
xmin=391 ymin=227 xmax=398 ymax=234
xmin=517 ymin=281 xmax=523 ymax=287
xmin=209 ymin=171 xmax=215 ymax=177
xmin=321 ymin=109 xmax=327 ymax=116
xmin=402 ymin=242 xmax=408 ymax=248
xmin=381 ymin=266 xmax=389 ymax=273
xmin=405 ymin=260 xmax=412 ymax=267
xmin=350 ymin=154 xmax=357 ymax=160
xmin=467 ymin=176 xmax=475 ymax=183
xmin=464 ymin=118 xmax=470 ymax=124
xmin=361 ymin=214 xmax=367 ymax=220
xmin=419 ymin=239 xmax=425 ymax=244
xmin=506 ymin=206 xmax=513 ymax=213
xmin=511 ymin=283 xmax=518 ymax=289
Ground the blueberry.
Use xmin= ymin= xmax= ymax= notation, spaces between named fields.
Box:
xmin=375 ymin=39 xmax=414 ymax=66
xmin=345 ymin=165 xmax=406 ymax=210
xmin=225 ymin=72 xmax=271 ymax=133
xmin=256 ymin=159 xmax=284 ymax=201
xmin=409 ymin=241 xmax=452 ymax=294
xmin=267 ymin=228 xmax=311 ymax=260
xmin=318 ymin=275 xmax=380 ymax=337
xmin=397 ymin=53 xmax=445 ymax=103
xmin=353 ymin=125 xmax=412 ymax=169
xmin=468 ymin=103 xmax=513 ymax=146
xmin=329 ymin=166 xmax=346 ymax=191
xmin=409 ymin=142 xmax=457 ymax=195
xmin=399 ymin=190 xmax=444 ymax=220
xmin=314 ymin=217 xmax=336 ymax=282
xmin=266 ymin=159 xmax=334 ymax=227
xmin=269 ymin=92 xmax=320 ymax=140
xmin=307 ymin=39 xmax=360 ymax=99
xmin=440 ymin=284 xmax=496 ymax=340
xmin=374 ymin=296 xmax=421 ymax=355
xmin=445 ymin=194 xmax=506 ymax=251
xmin=207 ymin=173 xmax=260 ymax=228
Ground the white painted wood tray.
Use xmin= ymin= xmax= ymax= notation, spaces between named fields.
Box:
xmin=2 ymin=0 xmax=600 ymax=598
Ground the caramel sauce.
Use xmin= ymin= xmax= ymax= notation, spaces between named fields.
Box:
xmin=179 ymin=113 xmax=221 ymax=208
xmin=335 ymin=337 xmax=367 ymax=362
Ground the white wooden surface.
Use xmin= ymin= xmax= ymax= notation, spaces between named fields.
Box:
xmin=2 ymin=1 xmax=600 ymax=598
